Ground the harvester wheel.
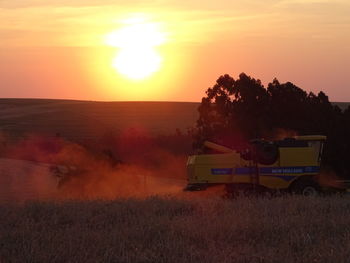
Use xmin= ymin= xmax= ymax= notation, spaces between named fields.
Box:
xmin=290 ymin=178 xmax=320 ymax=197
xmin=301 ymin=185 xmax=318 ymax=197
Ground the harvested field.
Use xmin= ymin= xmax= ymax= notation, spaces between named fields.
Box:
xmin=0 ymin=99 xmax=200 ymax=140
xmin=0 ymin=158 xmax=58 ymax=202
xmin=1 ymin=196 xmax=350 ymax=263
xmin=0 ymin=99 xmax=348 ymax=141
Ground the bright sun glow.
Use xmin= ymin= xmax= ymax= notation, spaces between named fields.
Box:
xmin=106 ymin=20 xmax=166 ymax=80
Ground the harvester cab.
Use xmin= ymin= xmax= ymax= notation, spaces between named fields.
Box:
xmin=185 ymin=135 xmax=327 ymax=196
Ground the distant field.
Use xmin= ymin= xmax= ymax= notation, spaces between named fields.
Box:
xmin=1 ymin=195 xmax=350 ymax=263
xmin=0 ymin=99 xmax=200 ymax=140
xmin=0 ymin=99 xmax=349 ymax=141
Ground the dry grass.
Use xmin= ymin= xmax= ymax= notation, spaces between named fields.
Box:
xmin=1 ymin=195 xmax=350 ymax=263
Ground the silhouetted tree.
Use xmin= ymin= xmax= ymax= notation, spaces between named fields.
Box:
xmin=195 ymin=73 xmax=270 ymax=149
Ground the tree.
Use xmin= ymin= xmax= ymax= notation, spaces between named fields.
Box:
xmin=195 ymin=73 xmax=269 ymax=149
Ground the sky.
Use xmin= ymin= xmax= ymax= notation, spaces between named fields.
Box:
xmin=0 ymin=0 xmax=349 ymax=102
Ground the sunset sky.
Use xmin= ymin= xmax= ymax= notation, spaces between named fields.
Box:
xmin=1 ymin=0 xmax=349 ymax=102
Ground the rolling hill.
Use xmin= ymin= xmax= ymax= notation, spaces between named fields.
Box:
xmin=0 ymin=99 xmax=349 ymax=141
xmin=0 ymin=99 xmax=200 ymax=140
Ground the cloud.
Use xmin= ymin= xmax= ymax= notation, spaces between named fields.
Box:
xmin=0 ymin=1 xmax=270 ymax=47
xmin=0 ymin=0 xmax=155 ymax=9
xmin=0 ymin=0 xmax=349 ymax=47
xmin=275 ymin=0 xmax=350 ymax=13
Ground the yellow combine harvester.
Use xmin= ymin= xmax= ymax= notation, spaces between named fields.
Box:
xmin=185 ymin=135 xmax=342 ymax=196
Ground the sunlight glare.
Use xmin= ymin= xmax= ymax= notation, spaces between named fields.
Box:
xmin=106 ymin=23 xmax=165 ymax=48
xmin=113 ymin=48 xmax=162 ymax=80
xmin=106 ymin=19 xmax=166 ymax=80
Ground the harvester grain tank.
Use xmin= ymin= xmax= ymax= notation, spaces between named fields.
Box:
xmin=185 ymin=135 xmax=337 ymax=196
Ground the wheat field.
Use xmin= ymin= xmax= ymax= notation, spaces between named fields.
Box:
xmin=1 ymin=195 xmax=350 ymax=263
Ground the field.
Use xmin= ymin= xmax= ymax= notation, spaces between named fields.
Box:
xmin=1 ymin=99 xmax=348 ymax=141
xmin=0 ymin=99 xmax=199 ymax=140
xmin=1 ymin=195 xmax=350 ymax=263
xmin=1 ymin=99 xmax=350 ymax=262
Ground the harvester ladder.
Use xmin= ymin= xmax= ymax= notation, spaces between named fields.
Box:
xmin=249 ymin=145 xmax=260 ymax=187
xmin=249 ymin=160 xmax=260 ymax=186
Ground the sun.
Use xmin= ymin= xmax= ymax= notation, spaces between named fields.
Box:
xmin=105 ymin=20 xmax=166 ymax=80
xmin=112 ymin=48 xmax=162 ymax=80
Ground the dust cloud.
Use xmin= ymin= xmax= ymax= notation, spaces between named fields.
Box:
xmin=0 ymin=132 xmax=187 ymax=202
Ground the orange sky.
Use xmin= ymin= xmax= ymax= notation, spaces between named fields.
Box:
xmin=1 ymin=0 xmax=349 ymax=102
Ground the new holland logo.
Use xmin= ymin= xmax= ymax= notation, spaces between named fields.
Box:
xmin=211 ymin=166 xmax=319 ymax=176
xmin=211 ymin=168 xmax=233 ymax=175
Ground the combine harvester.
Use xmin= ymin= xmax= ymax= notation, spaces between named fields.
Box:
xmin=185 ymin=135 xmax=349 ymax=196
